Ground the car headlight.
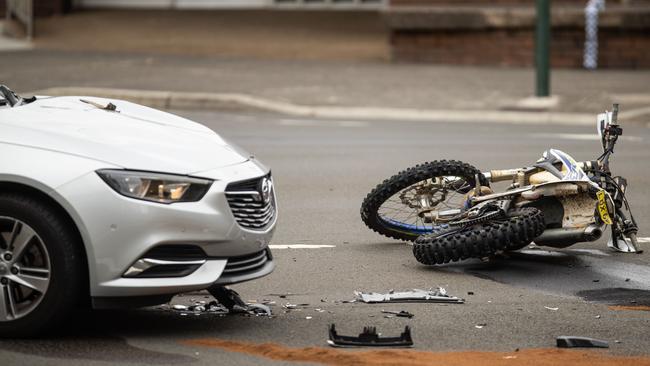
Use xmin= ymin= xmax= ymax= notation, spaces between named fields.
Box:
xmin=97 ymin=170 xmax=213 ymax=204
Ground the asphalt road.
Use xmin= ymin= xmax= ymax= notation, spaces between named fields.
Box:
xmin=1 ymin=111 xmax=650 ymax=365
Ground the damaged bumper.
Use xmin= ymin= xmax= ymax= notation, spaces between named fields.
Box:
xmin=55 ymin=160 xmax=277 ymax=301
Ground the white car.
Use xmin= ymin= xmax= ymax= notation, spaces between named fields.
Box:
xmin=0 ymin=86 xmax=276 ymax=336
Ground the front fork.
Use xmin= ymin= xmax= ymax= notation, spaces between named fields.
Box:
xmin=607 ymin=176 xmax=642 ymax=253
xmin=608 ymin=208 xmax=642 ymax=253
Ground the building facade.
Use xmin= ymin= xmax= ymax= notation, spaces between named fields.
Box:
xmin=5 ymin=0 xmax=650 ymax=68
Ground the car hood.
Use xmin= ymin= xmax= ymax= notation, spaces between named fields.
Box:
xmin=0 ymin=96 xmax=249 ymax=175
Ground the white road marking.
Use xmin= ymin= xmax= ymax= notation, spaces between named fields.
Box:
xmin=636 ymin=237 xmax=650 ymax=243
xmin=530 ymin=133 xmax=643 ymax=142
xmin=269 ymin=244 xmax=336 ymax=249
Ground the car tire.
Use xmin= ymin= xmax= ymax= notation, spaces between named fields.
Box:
xmin=0 ymin=193 xmax=85 ymax=338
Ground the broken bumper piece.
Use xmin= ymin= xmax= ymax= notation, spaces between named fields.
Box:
xmin=556 ymin=336 xmax=609 ymax=348
xmin=328 ymin=324 xmax=413 ymax=348
xmin=355 ymin=288 xmax=464 ymax=304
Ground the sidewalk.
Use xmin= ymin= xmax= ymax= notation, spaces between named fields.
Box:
xmin=2 ymin=9 xmax=649 ymax=124
xmin=4 ymin=49 xmax=650 ymax=124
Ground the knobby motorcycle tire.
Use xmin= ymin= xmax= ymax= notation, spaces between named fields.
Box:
xmin=360 ymin=160 xmax=488 ymax=242
xmin=412 ymin=207 xmax=545 ymax=265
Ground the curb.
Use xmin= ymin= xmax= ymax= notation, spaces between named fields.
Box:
xmin=33 ymin=86 xmax=606 ymax=125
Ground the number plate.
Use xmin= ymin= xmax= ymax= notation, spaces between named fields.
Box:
xmin=597 ymin=190 xmax=613 ymax=225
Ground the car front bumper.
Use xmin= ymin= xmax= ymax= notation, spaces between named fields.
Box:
xmin=55 ymin=160 xmax=277 ymax=298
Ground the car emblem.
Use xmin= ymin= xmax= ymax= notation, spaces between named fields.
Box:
xmin=260 ymin=177 xmax=273 ymax=204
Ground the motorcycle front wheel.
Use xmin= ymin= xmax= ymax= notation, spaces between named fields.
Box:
xmin=360 ymin=160 xmax=488 ymax=242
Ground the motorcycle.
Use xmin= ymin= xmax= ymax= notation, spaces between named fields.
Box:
xmin=360 ymin=104 xmax=641 ymax=265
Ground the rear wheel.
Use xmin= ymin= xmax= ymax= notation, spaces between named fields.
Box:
xmin=0 ymin=193 xmax=84 ymax=337
xmin=360 ymin=160 xmax=488 ymax=241
xmin=413 ymin=207 xmax=545 ymax=265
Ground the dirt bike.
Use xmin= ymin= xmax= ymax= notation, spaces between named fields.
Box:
xmin=360 ymin=104 xmax=641 ymax=265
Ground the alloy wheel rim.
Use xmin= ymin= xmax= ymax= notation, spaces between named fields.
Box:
xmin=0 ymin=216 xmax=51 ymax=321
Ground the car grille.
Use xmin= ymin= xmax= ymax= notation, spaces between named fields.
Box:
xmin=225 ymin=175 xmax=276 ymax=230
xmin=222 ymin=249 xmax=270 ymax=276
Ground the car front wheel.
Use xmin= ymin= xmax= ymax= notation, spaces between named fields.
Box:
xmin=0 ymin=193 xmax=85 ymax=337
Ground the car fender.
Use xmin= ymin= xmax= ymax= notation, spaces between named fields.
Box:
xmin=0 ymin=142 xmax=121 ymax=287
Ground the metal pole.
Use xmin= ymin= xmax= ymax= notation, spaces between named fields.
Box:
xmin=535 ymin=0 xmax=550 ymax=97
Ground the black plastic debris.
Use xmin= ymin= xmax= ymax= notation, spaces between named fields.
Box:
xmin=209 ymin=286 xmax=248 ymax=310
xmin=355 ymin=288 xmax=464 ymax=304
xmin=556 ymin=336 xmax=609 ymax=348
xmin=170 ymin=287 xmax=273 ymax=317
xmin=381 ymin=310 xmax=414 ymax=318
xmin=328 ymin=324 xmax=413 ymax=348
xmin=241 ymin=303 xmax=272 ymax=316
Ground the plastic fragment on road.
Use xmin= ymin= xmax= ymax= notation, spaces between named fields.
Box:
xmin=327 ymin=324 xmax=413 ymax=348
xmin=381 ymin=310 xmax=414 ymax=318
xmin=544 ymin=306 xmax=559 ymax=311
xmin=556 ymin=336 xmax=609 ymax=348
xmin=241 ymin=303 xmax=272 ymax=316
xmin=354 ymin=288 xmax=464 ymax=304
xmin=170 ymin=291 xmax=272 ymax=317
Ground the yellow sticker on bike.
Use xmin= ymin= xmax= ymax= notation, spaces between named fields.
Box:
xmin=597 ymin=190 xmax=613 ymax=225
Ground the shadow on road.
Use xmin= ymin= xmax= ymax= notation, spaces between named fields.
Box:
xmin=422 ymin=248 xmax=650 ymax=306
xmin=0 ymin=307 xmax=277 ymax=363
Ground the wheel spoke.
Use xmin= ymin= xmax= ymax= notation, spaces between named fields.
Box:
xmin=379 ymin=174 xmax=474 ymax=231
xmin=6 ymin=285 xmax=17 ymax=319
xmin=0 ymin=217 xmax=51 ymax=322
xmin=10 ymin=223 xmax=36 ymax=261
xmin=8 ymin=273 xmax=49 ymax=294
xmin=18 ymin=266 xmax=50 ymax=276
xmin=0 ymin=285 xmax=9 ymax=320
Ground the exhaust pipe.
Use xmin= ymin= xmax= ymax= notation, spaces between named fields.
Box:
xmin=534 ymin=225 xmax=603 ymax=248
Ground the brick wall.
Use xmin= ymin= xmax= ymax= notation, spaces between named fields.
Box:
xmin=387 ymin=5 xmax=650 ymax=68
xmin=392 ymin=28 xmax=650 ymax=68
